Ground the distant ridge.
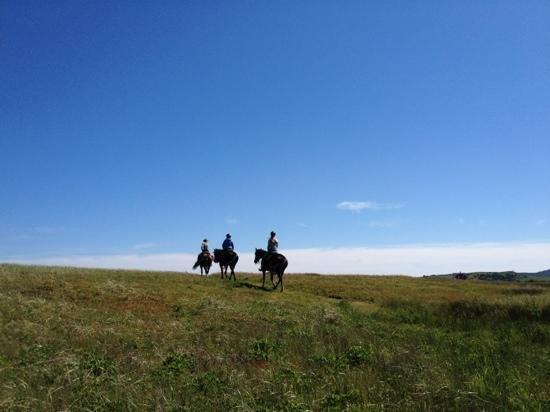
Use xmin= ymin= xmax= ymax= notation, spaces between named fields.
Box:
xmin=519 ymin=269 xmax=550 ymax=278
xmin=426 ymin=269 xmax=550 ymax=281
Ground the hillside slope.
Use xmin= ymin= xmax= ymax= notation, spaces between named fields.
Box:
xmin=1 ymin=264 xmax=549 ymax=410
xmin=521 ymin=269 xmax=550 ymax=278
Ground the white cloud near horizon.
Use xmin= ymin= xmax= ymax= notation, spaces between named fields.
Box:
xmin=5 ymin=242 xmax=549 ymax=276
xmin=337 ymin=201 xmax=403 ymax=212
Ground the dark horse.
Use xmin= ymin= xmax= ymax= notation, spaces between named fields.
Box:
xmin=254 ymin=248 xmax=288 ymax=292
xmin=213 ymin=249 xmax=239 ymax=280
xmin=192 ymin=252 xmax=213 ymax=275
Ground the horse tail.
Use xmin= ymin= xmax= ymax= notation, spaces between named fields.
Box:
xmin=193 ymin=254 xmax=203 ymax=270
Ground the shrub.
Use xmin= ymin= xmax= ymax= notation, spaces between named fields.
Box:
xmin=345 ymin=344 xmax=374 ymax=367
xmin=160 ymin=352 xmax=195 ymax=376
xmin=321 ymin=388 xmax=361 ymax=409
xmin=192 ymin=371 xmax=224 ymax=395
xmin=249 ymin=338 xmax=278 ymax=361
xmin=80 ymin=354 xmax=116 ymax=378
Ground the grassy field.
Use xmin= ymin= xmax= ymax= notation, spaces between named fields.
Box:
xmin=0 ymin=264 xmax=549 ymax=411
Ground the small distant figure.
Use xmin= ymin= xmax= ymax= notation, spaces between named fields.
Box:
xmin=259 ymin=231 xmax=278 ymax=272
xmin=193 ymin=238 xmax=213 ymax=275
xmin=222 ymin=233 xmax=234 ymax=251
xmin=254 ymin=231 xmax=288 ymax=291
xmin=214 ymin=234 xmax=239 ymax=280
xmin=201 ymin=238 xmax=209 ymax=253
xmin=455 ymin=272 xmax=467 ymax=280
xmin=268 ymin=231 xmax=278 ymax=253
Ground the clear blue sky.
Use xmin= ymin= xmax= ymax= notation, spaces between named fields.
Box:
xmin=1 ymin=1 xmax=549 ymax=264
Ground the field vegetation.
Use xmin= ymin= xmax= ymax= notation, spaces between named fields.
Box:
xmin=1 ymin=264 xmax=549 ymax=411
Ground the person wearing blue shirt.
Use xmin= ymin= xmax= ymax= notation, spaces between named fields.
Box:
xmin=222 ymin=233 xmax=234 ymax=251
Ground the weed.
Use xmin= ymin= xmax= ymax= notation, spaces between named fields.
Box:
xmin=321 ymin=388 xmax=361 ymax=409
xmin=80 ymin=353 xmax=117 ymax=378
xmin=159 ymin=352 xmax=195 ymax=376
xmin=345 ymin=344 xmax=374 ymax=367
xmin=310 ymin=353 xmax=345 ymax=372
xmin=191 ymin=371 xmax=225 ymax=395
xmin=248 ymin=338 xmax=279 ymax=361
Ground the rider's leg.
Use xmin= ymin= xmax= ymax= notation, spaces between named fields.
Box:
xmin=259 ymin=253 xmax=272 ymax=272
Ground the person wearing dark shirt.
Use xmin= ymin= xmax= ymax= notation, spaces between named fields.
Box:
xmin=222 ymin=233 xmax=234 ymax=251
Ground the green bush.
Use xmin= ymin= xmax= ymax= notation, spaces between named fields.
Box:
xmin=345 ymin=344 xmax=374 ymax=367
xmin=160 ymin=352 xmax=195 ymax=376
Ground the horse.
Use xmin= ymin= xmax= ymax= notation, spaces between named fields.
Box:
xmin=254 ymin=248 xmax=288 ymax=292
xmin=192 ymin=252 xmax=213 ymax=275
xmin=213 ymin=249 xmax=239 ymax=280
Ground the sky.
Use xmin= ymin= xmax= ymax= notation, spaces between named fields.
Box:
xmin=1 ymin=1 xmax=549 ymax=274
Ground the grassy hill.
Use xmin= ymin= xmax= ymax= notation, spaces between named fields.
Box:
xmin=1 ymin=264 xmax=549 ymax=411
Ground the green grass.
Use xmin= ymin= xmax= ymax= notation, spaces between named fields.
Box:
xmin=1 ymin=264 xmax=549 ymax=411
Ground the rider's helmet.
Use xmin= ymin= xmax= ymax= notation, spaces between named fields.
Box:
xmin=270 ymin=231 xmax=276 ymax=237
xmin=226 ymin=233 xmax=231 ymax=238
xmin=203 ymin=238 xmax=208 ymax=242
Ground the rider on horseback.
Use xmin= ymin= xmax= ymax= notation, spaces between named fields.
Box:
xmin=197 ymin=238 xmax=212 ymax=260
xmin=259 ymin=231 xmax=278 ymax=272
xmin=193 ymin=238 xmax=213 ymax=274
xmin=201 ymin=238 xmax=209 ymax=253
xmin=222 ymin=233 xmax=234 ymax=252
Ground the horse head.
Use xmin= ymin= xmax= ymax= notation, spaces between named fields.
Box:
xmin=254 ymin=248 xmax=266 ymax=264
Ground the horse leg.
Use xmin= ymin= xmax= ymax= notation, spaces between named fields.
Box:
xmin=273 ymin=273 xmax=282 ymax=290
xmin=261 ymin=270 xmax=266 ymax=288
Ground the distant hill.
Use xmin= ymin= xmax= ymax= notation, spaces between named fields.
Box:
xmin=426 ymin=269 xmax=550 ymax=281
xmin=519 ymin=269 xmax=550 ymax=279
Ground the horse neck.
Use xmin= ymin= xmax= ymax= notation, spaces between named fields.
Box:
xmin=256 ymin=249 xmax=267 ymax=261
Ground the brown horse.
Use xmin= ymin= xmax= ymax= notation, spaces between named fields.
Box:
xmin=192 ymin=252 xmax=213 ymax=275
xmin=254 ymin=248 xmax=288 ymax=291
xmin=213 ymin=249 xmax=239 ymax=280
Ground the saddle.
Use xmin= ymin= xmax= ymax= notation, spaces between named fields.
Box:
xmin=198 ymin=251 xmax=212 ymax=260
xmin=263 ymin=252 xmax=281 ymax=266
xmin=222 ymin=249 xmax=236 ymax=258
